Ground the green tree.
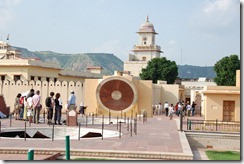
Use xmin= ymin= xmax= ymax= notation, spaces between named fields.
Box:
xmin=139 ymin=57 xmax=178 ymax=84
xmin=214 ymin=54 xmax=240 ymax=86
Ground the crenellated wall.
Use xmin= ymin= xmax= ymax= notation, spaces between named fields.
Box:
xmin=0 ymin=80 xmax=84 ymax=113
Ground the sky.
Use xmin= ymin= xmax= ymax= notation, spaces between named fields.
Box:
xmin=0 ymin=0 xmax=241 ymax=66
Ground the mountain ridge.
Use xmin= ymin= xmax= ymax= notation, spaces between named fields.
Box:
xmin=14 ymin=46 xmax=216 ymax=78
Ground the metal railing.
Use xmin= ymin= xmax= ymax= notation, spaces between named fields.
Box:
xmin=186 ymin=118 xmax=240 ymax=133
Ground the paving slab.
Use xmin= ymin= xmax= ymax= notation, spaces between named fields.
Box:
xmin=0 ymin=114 xmax=207 ymax=160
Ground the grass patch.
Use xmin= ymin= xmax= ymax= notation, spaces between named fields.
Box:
xmin=205 ymin=150 xmax=240 ymax=160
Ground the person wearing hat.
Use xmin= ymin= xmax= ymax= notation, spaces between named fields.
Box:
xmin=67 ymin=90 xmax=76 ymax=111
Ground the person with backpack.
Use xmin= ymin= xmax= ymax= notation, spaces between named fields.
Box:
xmin=46 ymin=92 xmax=55 ymax=125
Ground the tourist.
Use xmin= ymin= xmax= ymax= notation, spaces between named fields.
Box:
xmin=26 ymin=92 xmax=35 ymax=123
xmin=191 ymin=101 xmax=197 ymax=116
xmin=168 ymin=103 xmax=175 ymax=120
xmin=177 ymin=102 xmax=182 ymax=116
xmin=23 ymin=96 xmax=28 ymax=121
xmin=19 ymin=95 xmax=25 ymax=120
xmin=67 ymin=90 xmax=76 ymax=111
xmin=54 ymin=93 xmax=63 ymax=125
xmin=159 ymin=102 xmax=163 ymax=115
xmin=32 ymin=90 xmax=41 ymax=124
xmin=46 ymin=92 xmax=55 ymax=125
xmin=186 ymin=102 xmax=192 ymax=116
xmin=26 ymin=89 xmax=34 ymax=99
xmin=14 ymin=93 xmax=21 ymax=120
xmin=154 ymin=103 xmax=160 ymax=115
xmin=164 ymin=102 xmax=169 ymax=116
xmin=79 ymin=101 xmax=85 ymax=116
xmin=174 ymin=102 xmax=178 ymax=116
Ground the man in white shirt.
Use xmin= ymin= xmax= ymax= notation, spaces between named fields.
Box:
xmin=164 ymin=102 xmax=169 ymax=116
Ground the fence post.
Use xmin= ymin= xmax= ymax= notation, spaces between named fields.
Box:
xmin=102 ymin=121 xmax=104 ymax=140
xmin=27 ymin=149 xmax=34 ymax=160
xmin=65 ymin=135 xmax=70 ymax=160
xmin=92 ymin=113 xmax=94 ymax=125
xmin=200 ymin=106 xmax=202 ymax=117
xmin=116 ymin=116 xmax=118 ymax=130
xmin=43 ymin=110 xmax=45 ymax=123
xmin=189 ymin=120 xmax=191 ymax=130
xmin=187 ymin=118 xmax=189 ymax=130
xmin=127 ymin=117 xmax=129 ymax=131
xmin=10 ymin=114 xmax=12 ymax=127
xmin=52 ymin=123 xmax=54 ymax=141
xmin=134 ymin=118 xmax=137 ymax=135
xmin=216 ymin=119 xmax=218 ymax=131
xmin=109 ymin=109 xmax=111 ymax=123
xmin=130 ymin=119 xmax=132 ymax=137
xmin=124 ymin=113 xmax=126 ymax=124
xmin=78 ymin=122 xmax=80 ymax=141
xmin=119 ymin=121 xmax=121 ymax=139
xmin=180 ymin=112 xmax=183 ymax=132
xmin=24 ymin=121 xmax=27 ymax=141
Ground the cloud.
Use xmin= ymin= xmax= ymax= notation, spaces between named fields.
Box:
xmin=189 ymin=0 xmax=239 ymax=34
xmin=0 ymin=0 xmax=21 ymax=32
xmin=91 ymin=40 xmax=130 ymax=61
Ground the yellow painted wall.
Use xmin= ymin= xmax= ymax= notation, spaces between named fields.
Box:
xmin=236 ymin=70 xmax=240 ymax=87
xmin=84 ymin=78 xmax=99 ymax=115
xmin=137 ymin=80 xmax=153 ymax=117
xmin=204 ymin=93 xmax=240 ymax=121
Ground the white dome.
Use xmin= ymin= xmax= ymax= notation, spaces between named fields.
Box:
xmin=138 ymin=16 xmax=155 ymax=33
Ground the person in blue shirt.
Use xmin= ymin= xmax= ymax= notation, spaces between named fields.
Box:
xmin=67 ymin=90 xmax=76 ymax=111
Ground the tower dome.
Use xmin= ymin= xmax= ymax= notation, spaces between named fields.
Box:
xmin=139 ymin=16 xmax=155 ymax=33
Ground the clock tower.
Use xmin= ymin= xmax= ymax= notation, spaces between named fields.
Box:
xmin=124 ymin=16 xmax=163 ymax=77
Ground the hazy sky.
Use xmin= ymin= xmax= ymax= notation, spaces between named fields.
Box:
xmin=0 ymin=0 xmax=241 ymax=66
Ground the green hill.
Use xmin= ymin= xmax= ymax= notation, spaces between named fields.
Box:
xmin=14 ymin=46 xmax=215 ymax=78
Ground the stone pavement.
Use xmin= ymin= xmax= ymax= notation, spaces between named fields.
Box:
xmin=0 ymin=114 xmax=208 ymax=160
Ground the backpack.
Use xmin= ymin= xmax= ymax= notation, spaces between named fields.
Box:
xmin=45 ymin=97 xmax=52 ymax=107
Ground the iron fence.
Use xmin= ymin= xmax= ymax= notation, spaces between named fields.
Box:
xmin=186 ymin=118 xmax=240 ymax=133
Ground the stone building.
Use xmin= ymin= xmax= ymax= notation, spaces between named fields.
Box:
xmin=124 ymin=16 xmax=163 ymax=77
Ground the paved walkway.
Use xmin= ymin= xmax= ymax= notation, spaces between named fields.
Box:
xmin=0 ymin=114 xmax=208 ymax=160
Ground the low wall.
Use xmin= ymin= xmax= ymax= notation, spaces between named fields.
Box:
xmin=186 ymin=131 xmax=240 ymax=151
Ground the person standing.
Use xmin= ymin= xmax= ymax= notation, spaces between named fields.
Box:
xmin=79 ymin=102 xmax=85 ymax=116
xmin=168 ymin=103 xmax=175 ymax=120
xmin=159 ymin=103 xmax=163 ymax=115
xmin=23 ymin=96 xmax=28 ymax=121
xmin=26 ymin=92 xmax=35 ymax=123
xmin=186 ymin=102 xmax=192 ymax=116
xmin=19 ymin=95 xmax=25 ymax=120
xmin=177 ymin=102 xmax=182 ymax=117
xmin=67 ymin=91 xmax=76 ymax=111
xmin=14 ymin=93 xmax=21 ymax=120
xmin=46 ymin=92 xmax=55 ymax=125
xmin=191 ymin=101 xmax=197 ymax=116
xmin=164 ymin=102 xmax=169 ymax=116
xmin=54 ymin=93 xmax=63 ymax=125
xmin=32 ymin=90 xmax=41 ymax=124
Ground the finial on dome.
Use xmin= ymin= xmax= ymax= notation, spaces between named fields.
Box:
xmin=146 ymin=15 xmax=149 ymax=22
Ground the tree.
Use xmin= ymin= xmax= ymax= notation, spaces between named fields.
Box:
xmin=214 ymin=54 xmax=240 ymax=86
xmin=139 ymin=57 xmax=178 ymax=84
